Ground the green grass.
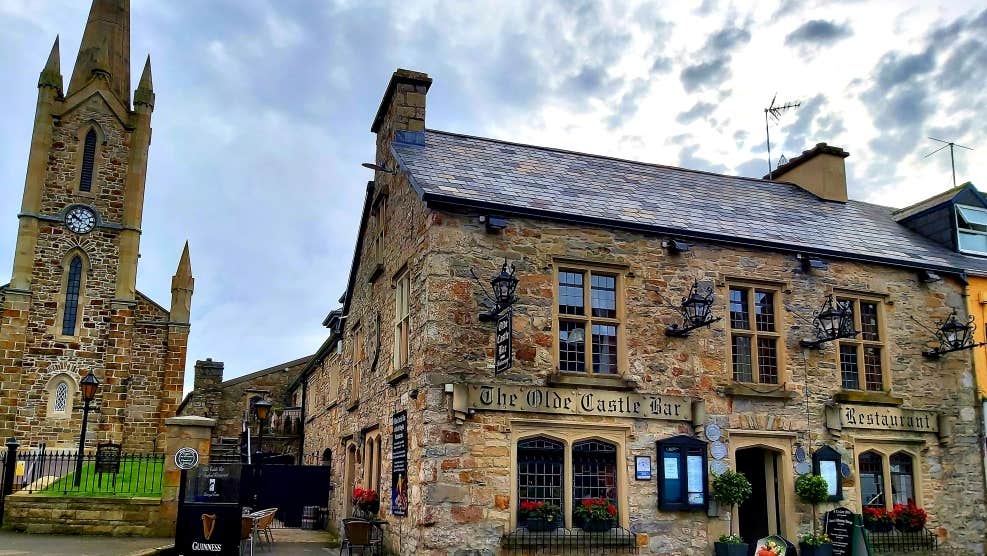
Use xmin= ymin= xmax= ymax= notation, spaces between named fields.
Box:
xmin=38 ymin=458 xmax=163 ymax=498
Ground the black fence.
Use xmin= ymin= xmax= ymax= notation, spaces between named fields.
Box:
xmin=10 ymin=450 xmax=164 ymax=497
xmin=502 ymin=527 xmax=639 ymax=554
xmin=866 ymin=528 xmax=939 ymax=553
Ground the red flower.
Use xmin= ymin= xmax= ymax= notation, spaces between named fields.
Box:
xmin=581 ymin=498 xmax=593 ymax=507
xmin=606 ymin=504 xmax=617 ymax=516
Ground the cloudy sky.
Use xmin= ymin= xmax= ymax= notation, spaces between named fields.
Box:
xmin=1 ymin=0 xmax=986 ymax=391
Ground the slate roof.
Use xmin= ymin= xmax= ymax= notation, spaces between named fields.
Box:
xmin=391 ymin=129 xmax=987 ymax=276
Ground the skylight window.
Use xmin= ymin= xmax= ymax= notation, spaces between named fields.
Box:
xmin=956 ymin=205 xmax=987 ymax=255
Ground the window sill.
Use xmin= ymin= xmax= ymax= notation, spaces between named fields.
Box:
xmin=547 ymin=372 xmax=636 ymax=391
xmin=832 ymin=390 xmax=903 ymax=406
xmin=367 ymin=263 xmax=385 ymax=284
xmin=346 ymin=399 xmax=359 ymax=412
xmin=386 ymin=367 xmax=409 ymax=385
xmin=725 ymin=382 xmax=796 ymax=400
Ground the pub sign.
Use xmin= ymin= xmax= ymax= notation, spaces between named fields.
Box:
xmin=495 ymin=308 xmax=513 ymax=373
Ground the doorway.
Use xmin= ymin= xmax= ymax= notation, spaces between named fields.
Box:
xmin=343 ymin=443 xmax=357 ymax=518
xmin=736 ymin=447 xmax=783 ymax=547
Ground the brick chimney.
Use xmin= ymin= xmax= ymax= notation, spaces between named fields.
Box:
xmin=371 ymin=69 xmax=432 ymax=161
xmin=767 ymin=143 xmax=850 ymax=203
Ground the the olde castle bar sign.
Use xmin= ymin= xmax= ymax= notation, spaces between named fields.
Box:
xmin=455 ymin=384 xmax=692 ymax=421
xmin=830 ymin=404 xmax=939 ymax=433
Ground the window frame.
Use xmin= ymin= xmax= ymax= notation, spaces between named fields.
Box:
xmin=46 ymin=374 xmax=77 ymax=419
xmin=510 ymin=422 xmax=628 ymax=530
xmin=726 ymin=282 xmax=783 ymax=385
xmin=348 ymin=324 xmax=364 ymax=410
xmin=74 ymin=125 xmax=103 ymax=197
xmin=393 ymin=272 xmax=411 ymax=371
xmin=52 ymin=250 xmax=89 ymax=340
xmin=656 ymin=435 xmax=708 ymax=512
xmin=955 ymin=204 xmax=987 ymax=255
xmin=552 ymin=262 xmax=626 ymax=376
xmin=836 ymin=295 xmax=888 ymax=392
xmin=363 ymin=431 xmax=382 ymax=493
xmin=811 ymin=445 xmax=843 ymax=502
xmin=854 ymin=444 xmax=921 ymax=512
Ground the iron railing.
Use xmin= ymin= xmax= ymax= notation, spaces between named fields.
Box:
xmin=10 ymin=450 xmax=164 ymax=497
xmin=866 ymin=528 xmax=938 ymax=553
xmin=502 ymin=527 xmax=638 ymax=554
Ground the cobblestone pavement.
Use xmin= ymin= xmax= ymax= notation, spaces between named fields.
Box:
xmin=0 ymin=530 xmax=171 ymax=555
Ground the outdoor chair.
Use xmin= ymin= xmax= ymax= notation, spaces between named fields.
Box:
xmin=256 ymin=508 xmax=278 ymax=545
xmin=340 ymin=518 xmax=382 ymax=555
xmin=240 ymin=516 xmax=256 ymax=556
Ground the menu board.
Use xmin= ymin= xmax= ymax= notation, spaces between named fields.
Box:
xmin=391 ymin=411 xmax=408 ymax=516
xmin=825 ymin=507 xmax=855 ymax=556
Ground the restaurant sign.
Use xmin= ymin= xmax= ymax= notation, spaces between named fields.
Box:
xmin=455 ymin=384 xmax=692 ymax=421
xmin=829 ymin=404 xmax=939 ymax=433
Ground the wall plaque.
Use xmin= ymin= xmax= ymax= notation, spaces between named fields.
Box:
xmin=835 ymin=404 xmax=938 ymax=433
xmin=457 ymin=384 xmax=692 ymax=421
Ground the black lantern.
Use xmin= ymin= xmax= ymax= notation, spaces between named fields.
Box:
xmin=74 ymin=372 xmax=100 ymax=487
xmin=491 ymin=260 xmax=518 ymax=311
xmin=923 ymin=310 xmax=984 ymax=358
xmin=473 ymin=259 xmax=519 ymax=322
xmin=801 ymin=295 xmax=856 ymax=348
xmin=80 ymin=371 xmax=100 ymax=402
xmin=665 ymin=280 xmax=720 ymax=337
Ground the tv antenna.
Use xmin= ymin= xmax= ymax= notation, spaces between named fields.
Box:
xmin=924 ymin=137 xmax=973 ymax=187
xmin=764 ymin=94 xmax=801 ymax=179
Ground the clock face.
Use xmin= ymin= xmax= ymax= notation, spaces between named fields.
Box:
xmin=65 ymin=206 xmax=97 ymax=234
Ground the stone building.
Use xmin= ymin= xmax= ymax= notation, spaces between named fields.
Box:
xmin=177 ymin=355 xmax=312 ymax=463
xmin=295 ymin=68 xmax=987 ymax=555
xmin=0 ymin=0 xmax=192 ymax=452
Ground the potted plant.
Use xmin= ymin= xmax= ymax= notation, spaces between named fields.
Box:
xmin=863 ymin=507 xmax=894 ymax=533
xmin=711 ymin=470 xmax=753 ymax=556
xmin=892 ymin=500 xmax=928 ymax=532
xmin=573 ymin=497 xmax=617 ymax=532
xmin=519 ymin=500 xmax=560 ymax=531
xmin=352 ymin=487 xmax=380 ymax=517
xmin=795 ymin=473 xmax=833 ymax=556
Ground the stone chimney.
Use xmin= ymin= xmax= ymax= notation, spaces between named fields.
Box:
xmin=767 ymin=143 xmax=850 ymax=203
xmin=187 ymin=358 xmax=223 ymax=418
xmin=371 ymin=69 xmax=432 ymax=161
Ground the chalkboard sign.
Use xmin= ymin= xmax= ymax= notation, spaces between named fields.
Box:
xmin=391 ymin=411 xmax=408 ymax=516
xmin=825 ymin=507 xmax=854 ymax=556
xmin=825 ymin=507 xmax=872 ymax=556
xmin=95 ymin=443 xmax=122 ymax=474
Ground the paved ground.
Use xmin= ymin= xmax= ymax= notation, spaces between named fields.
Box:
xmin=0 ymin=530 xmax=171 ymax=555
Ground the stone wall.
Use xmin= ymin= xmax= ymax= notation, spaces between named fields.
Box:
xmin=5 ymin=495 xmax=166 ymax=536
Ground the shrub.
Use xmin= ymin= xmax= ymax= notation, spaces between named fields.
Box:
xmin=712 ymin=470 xmax=752 ymax=537
xmin=718 ymin=534 xmax=744 ymax=545
xmin=795 ymin=473 xmax=830 ymax=538
xmin=799 ymin=533 xmax=831 ymax=547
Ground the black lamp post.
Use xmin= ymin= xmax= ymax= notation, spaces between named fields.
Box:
xmin=73 ymin=372 xmax=100 ymax=487
xmin=665 ymin=280 xmax=720 ymax=337
xmin=801 ymin=295 xmax=856 ymax=348
xmin=923 ymin=310 xmax=985 ymax=358
xmin=253 ymin=398 xmax=273 ymax=463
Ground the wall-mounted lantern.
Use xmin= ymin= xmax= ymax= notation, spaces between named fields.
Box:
xmin=800 ymin=294 xmax=856 ymax=348
xmin=665 ymin=280 xmax=720 ymax=337
xmin=471 ymin=259 xmax=518 ymax=322
xmin=923 ymin=310 xmax=985 ymax=358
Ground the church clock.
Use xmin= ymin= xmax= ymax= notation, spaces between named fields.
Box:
xmin=65 ymin=206 xmax=97 ymax=234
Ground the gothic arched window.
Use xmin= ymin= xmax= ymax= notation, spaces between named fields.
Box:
xmin=80 ymin=129 xmax=97 ymax=193
xmin=62 ymin=256 xmax=83 ymax=335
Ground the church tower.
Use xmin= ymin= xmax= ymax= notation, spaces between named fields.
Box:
xmin=0 ymin=0 xmax=193 ymax=451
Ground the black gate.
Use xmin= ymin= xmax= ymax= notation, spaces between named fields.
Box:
xmin=241 ymin=464 xmax=331 ymax=528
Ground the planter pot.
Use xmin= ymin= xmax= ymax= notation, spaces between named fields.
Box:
xmin=799 ymin=542 xmax=834 ymax=556
xmin=580 ymin=519 xmax=615 ymax=533
xmin=524 ymin=517 xmax=556 ymax=532
xmin=895 ymin=520 xmax=926 ymax=533
xmin=865 ymin=521 xmax=894 ymax=533
xmin=713 ymin=542 xmax=748 ymax=556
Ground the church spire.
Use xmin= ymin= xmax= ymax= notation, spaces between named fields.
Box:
xmin=38 ymin=35 xmax=63 ymax=93
xmin=170 ymin=242 xmax=194 ymax=324
xmin=134 ymin=55 xmax=154 ymax=109
xmin=67 ymin=0 xmax=131 ymax=106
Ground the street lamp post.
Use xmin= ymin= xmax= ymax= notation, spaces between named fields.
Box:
xmin=74 ymin=372 xmax=100 ymax=487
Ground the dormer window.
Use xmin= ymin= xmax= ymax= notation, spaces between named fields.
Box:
xmin=956 ymin=205 xmax=987 ymax=255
